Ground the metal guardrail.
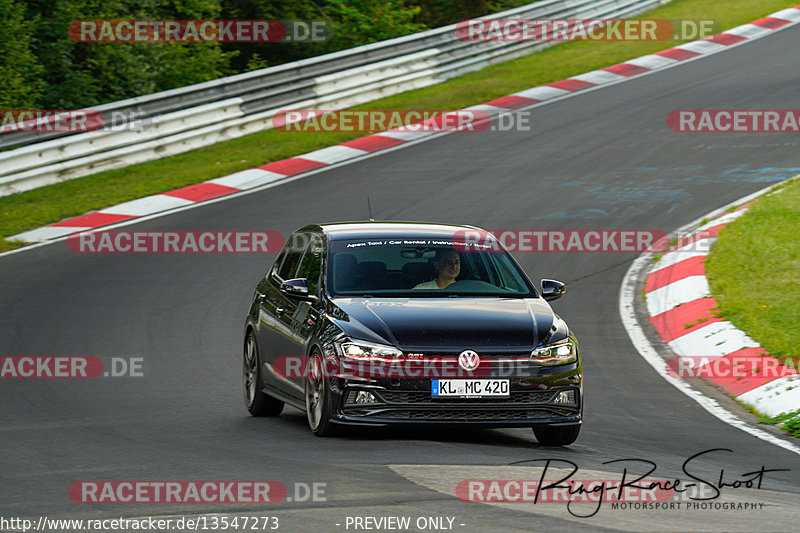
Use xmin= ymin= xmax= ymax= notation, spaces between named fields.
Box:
xmin=0 ymin=0 xmax=669 ymax=196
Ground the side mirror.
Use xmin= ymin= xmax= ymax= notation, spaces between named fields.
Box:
xmin=280 ymin=278 xmax=319 ymax=304
xmin=541 ymin=279 xmax=565 ymax=302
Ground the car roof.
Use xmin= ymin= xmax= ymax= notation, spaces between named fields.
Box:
xmin=311 ymin=221 xmax=485 ymax=241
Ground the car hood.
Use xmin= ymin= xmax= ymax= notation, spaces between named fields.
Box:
xmin=329 ymin=297 xmax=555 ymax=351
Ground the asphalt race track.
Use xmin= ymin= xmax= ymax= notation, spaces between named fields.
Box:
xmin=2 ymin=22 xmax=800 ymax=533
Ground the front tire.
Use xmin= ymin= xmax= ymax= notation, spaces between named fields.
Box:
xmin=533 ymin=424 xmax=580 ymax=446
xmin=305 ymin=351 xmax=338 ymax=437
xmin=243 ymin=332 xmax=284 ymax=416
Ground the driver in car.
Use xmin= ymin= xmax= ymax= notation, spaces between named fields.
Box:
xmin=413 ymin=249 xmax=460 ymax=289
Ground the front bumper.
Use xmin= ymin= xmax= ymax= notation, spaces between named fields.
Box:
xmin=330 ymin=374 xmax=582 ymax=427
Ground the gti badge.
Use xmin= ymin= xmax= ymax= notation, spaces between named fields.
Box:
xmin=458 ymin=350 xmax=480 ymax=372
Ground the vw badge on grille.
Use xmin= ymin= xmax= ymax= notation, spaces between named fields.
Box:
xmin=458 ymin=350 xmax=480 ymax=372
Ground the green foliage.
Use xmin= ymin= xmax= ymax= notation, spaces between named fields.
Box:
xmin=0 ymin=0 xmax=44 ymax=108
xmin=221 ymin=0 xmax=426 ymax=72
xmin=21 ymin=0 xmax=236 ymax=108
xmin=316 ymin=0 xmax=426 ymax=51
xmin=6 ymin=0 xmax=537 ymax=109
xmin=244 ymin=52 xmax=270 ymax=71
xmin=413 ymin=0 xmax=529 ymax=28
xmin=758 ymin=409 xmax=800 ymax=438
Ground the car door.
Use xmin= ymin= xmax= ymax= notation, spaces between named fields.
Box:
xmin=255 ymin=232 xmax=309 ymax=399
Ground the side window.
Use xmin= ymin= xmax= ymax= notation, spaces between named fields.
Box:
xmin=296 ymin=234 xmax=323 ymax=295
xmin=277 ymin=233 xmax=308 ymax=280
xmin=270 ymin=248 xmax=287 ymax=277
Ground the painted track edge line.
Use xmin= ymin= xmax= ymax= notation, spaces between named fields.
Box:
xmin=619 ymin=177 xmax=800 ymax=456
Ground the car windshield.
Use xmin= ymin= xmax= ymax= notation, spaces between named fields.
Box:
xmin=327 ymin=237 xmax=536 ymax=297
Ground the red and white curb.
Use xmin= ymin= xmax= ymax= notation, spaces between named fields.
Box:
xmin=645 ymin=203 xmax=799 ymax=419
xmin=619 ymin=176 xmax=800 ymax=455
xmin=10 ymin=5 xmax=800 ymax=244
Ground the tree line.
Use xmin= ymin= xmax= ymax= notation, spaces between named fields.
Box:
xmin=1 ymin=0 xmax=529 ymax=110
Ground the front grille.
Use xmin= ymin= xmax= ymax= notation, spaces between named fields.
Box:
xmin=375 ymin=390 xmax=555 ymax=404
xmin=378 ymin=409 xmax=568 ymax=420
xmin=404 ymin=353 xmax=531 ymax=362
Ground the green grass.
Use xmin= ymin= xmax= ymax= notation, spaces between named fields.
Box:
xmin=683 ymin=316 xmax=709 ymax=329
xmin=708 ymin=226 xmax=800 ymax=438
xmin=1 ymin=0 xmax=798 ymax=252
xmin=758 ymin=409 xmax=800 ymax=438
xmin=705 ymin=177 xmax=800 ymax=365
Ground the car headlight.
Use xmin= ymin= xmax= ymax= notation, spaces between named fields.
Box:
xmin=336 ymin=339 xmax=403 ymax=360
xmin=531 ymin=338 xmax=577 ymax=366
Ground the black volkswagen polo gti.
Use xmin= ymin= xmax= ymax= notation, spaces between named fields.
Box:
xmin=242 ymin=222 xmax=583 ymax=445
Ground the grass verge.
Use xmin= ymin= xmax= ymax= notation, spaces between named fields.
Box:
xmin=705 ymin=177 xmax=800 ymax=366
xmin=758 ymin=409 xmax=800 ymax=439
xmin=1 ymin=0 xmax=798 ymax=252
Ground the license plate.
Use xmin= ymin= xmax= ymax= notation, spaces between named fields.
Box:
xmin=431 ymin=379 xmax=509 ymax=398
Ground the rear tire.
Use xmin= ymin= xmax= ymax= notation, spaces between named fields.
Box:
xmin=243 ymin=332 xmax=284 ymax=416
xmin=533 ymin=424 xmax=580 ymax=446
